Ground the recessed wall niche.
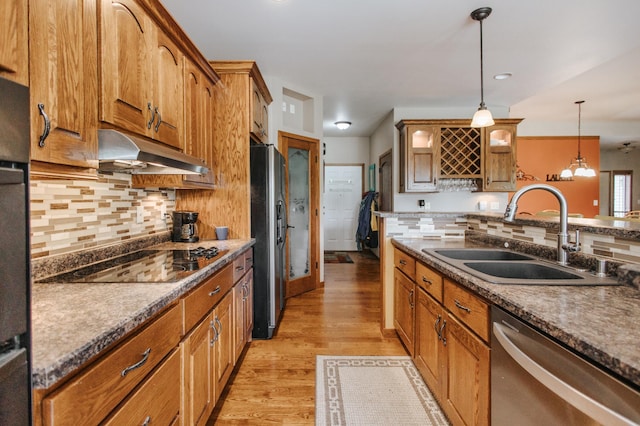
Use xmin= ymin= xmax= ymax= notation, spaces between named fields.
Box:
xmin=282 ymin=87 xmax=314 ymax=133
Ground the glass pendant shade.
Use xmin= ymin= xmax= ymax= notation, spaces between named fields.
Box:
xmin=471 ymin=107 xmax=495 ymax=128
xmin=560 ymin=168 xmax=573 ymax=178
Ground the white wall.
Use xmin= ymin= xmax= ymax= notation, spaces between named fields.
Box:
xmin=324 ymin=136 xmax=370 ymax=165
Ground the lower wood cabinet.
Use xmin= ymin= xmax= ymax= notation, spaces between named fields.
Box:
xmin=394 ymin=248 xmax=490 ymax=426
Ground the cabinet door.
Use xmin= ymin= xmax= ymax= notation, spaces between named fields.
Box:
xmin=152 ymin=30 xmax=183 ymax=149
xmin=393 ymin=269 xmax=415 ymax=355
xmin=99 ymin=0 xmax=153 ymax=137
xmin=29 ymin=0 xmax=98 ymax=169
xmin=483 ymin=124 xmax=517 ymax=191
xmin=213 ymin=292 xmax=234 ymax=402
xmin=414 ymin=288 xmax=445 ymax=397
xmin=0 ymin=0 xmax=28 ymax=85
xmin=243 ymin=269 xmax=254 ymax=344
xmin=399 ymin=125 xmax=439 ymax=192
xmin=183 ymin=61 xmax=214 ymax=187
xmin=233 ymin=279 xmax=246 ymax=364
xmin=181 ymin=313 xmax=214 ymax=426
xmin=442 ymin=314 xmax=490 ymax=426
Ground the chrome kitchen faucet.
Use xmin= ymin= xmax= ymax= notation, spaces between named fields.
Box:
xmin=503 ymin=184 xmax=580 ymax=265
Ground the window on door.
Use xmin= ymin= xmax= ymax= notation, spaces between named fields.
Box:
xmin=611 ymin=171 xmax=632 ymax=217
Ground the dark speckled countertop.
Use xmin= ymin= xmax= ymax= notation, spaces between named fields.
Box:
xmin=31 ymin=239 xmax=254 ymax=389
xmin=392 ymin=238 xmax=640 ymax=390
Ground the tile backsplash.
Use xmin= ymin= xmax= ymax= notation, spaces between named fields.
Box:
xmin=30 ymin=174 xmax=175 ymax=258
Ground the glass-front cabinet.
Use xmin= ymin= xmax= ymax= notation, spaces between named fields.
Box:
xmin=398 ymin=122 xmax=440 ymax=192
xmin=483 ymin=122 xmax=519 ymax=191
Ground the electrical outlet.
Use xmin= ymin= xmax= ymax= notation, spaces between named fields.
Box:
xmin=418 ymin=199 xmax=425 ymax=210
xmin=136 ymin=206 xmax=144 ymax=224
xmin=593 ymin=199 xmax=598 ymax=206
xmin=490 ymin=202 xmax=500 ymax=210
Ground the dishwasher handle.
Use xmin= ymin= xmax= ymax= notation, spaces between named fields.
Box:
xmin=493 ymin=321 xmax=637 ymax=426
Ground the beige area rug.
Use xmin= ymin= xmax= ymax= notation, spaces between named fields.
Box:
xmin=315 ymin=356 xmax=449 ymax=426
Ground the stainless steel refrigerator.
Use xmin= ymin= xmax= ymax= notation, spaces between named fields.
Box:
xmin=250 ymin=143 xmax=286 ymax=339
xmin=0 ymin=76 xmax=31 ymax=424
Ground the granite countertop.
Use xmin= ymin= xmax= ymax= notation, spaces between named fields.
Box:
xmin=392 ymin=237 xmax=640 ymax=390
xmin=31 ymin=239 xmax=255 ymax=390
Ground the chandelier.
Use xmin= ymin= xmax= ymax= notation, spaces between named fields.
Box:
xmin=560 ymin=100 xmax=596 ymax=178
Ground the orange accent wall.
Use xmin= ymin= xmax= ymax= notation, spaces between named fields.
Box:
xmin=514 ymin=136 xmax=600 ymax=218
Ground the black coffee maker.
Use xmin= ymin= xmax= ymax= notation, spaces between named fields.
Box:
xmin=172 ymin=211 xmax=199 ymax=242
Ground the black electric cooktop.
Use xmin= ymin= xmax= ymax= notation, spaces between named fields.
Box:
xmin=38 ymin=247 xmax=226 ymax=284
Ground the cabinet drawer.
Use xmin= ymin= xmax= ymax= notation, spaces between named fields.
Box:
xmin=243 ymin=248 xmax=254 ymax=272
xmin=416 ymin=261 xmax=443 ymax=302
xmin=183 ymin=264 xmax=233 ymax=334
xmin=394 ymin=248 xmax=415 ymax=281
xmin=443 ymin=279 xmax=489 ymax=342
xmin=43 ymin=304 xmax=181 ymax=425
xmin=232 ymin=250 xmax=251 ymax=282
xmin=103 ymin=348 xmax=181 ymax=425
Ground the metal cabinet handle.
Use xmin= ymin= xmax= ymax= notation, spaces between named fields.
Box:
xmin=408 ymin=289 xmax=414 ymax=308
xmin=439 ymin=320 xmax=447 ymax=346
xmin=37 ymin=104 xmax=51 ymax=147
xmin=454 ymin=299 xmax=471 ymax=313
xmin=147 ymin=102 xmax=155 ymax=129
xmin=121 ymin=348 xmax=151 ymax=377
xmin=434 ymin=315 xmax=442 ymax=340
xmin=142 ymin=416 xmax=151 ymax=426
xmin=422 ymin=276 xmax=432 ymax=286
xmin=215 ymin=317 xmax=222 ymax=336
xmin=210 ymin=319 xmax=219 ymax=346
xmin=209 ymin=286 xmax=221 ymax=297
xmin=399 ymin=259 xmax=407 ymax=265
xmin=235 ymin=265 xmax=245 ymax=272
xmin=154 ymin=107 xmax=162 ymax=132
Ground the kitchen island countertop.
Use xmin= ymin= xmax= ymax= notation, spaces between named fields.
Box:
xmin=392 ymin=237 xmax=640 ymax=389
xmin=31 ymin=239 xmax=255 ymax=389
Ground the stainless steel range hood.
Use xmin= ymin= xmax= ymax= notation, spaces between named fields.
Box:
xmin=98 ymin=129 xmax=209 ymax=175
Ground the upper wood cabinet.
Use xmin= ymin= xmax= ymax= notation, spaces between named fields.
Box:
xmin=0 ymin=0 xmax=28 ymax=85
xmin=99 ymin=0 xmax=184 ymax=150
xmin=251 ymin=79 xmax=270 ymax=143
xmin=397 ymin=122 xmax=439 ymax=192
xmin=28 ymin=0 xmax=99 ymax=177
xmin=396 ymin=118 xmax=522 ymax=193
xmin=482 ymin=121 xmax=520 ymax=192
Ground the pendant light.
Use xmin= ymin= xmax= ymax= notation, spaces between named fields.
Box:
xmin=560 ymin=100 xmax=596 ymax=178
xmin=470 ymin=7 xmax=495 ymax=128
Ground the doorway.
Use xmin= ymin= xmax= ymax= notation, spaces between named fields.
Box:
xmin=378 ymin=149 xmax=393 ymax=211
xmin=324 ymin=164 xmax=364 ymax=251
xmin=279 ymin=131 xmax=320 ymax=298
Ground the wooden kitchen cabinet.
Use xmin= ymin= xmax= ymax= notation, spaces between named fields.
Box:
xmin=482 ymin=121 xmax=521 ymax=192
xmin=28 ymin=0 xmax=99 ymax=177
xmin=41 ymin=303 xmax=181 ymax=425
xmin=99 ymin=0 xmax=184 ymax=150
xmin=397 ymin=122 xmax=439 ymax=192
xmin=0 ymin=0 xmax=29 ymax=85
xmin=103 ymin=348 xmax=181 ymax=425
xmin=393 ymin=248 xmax=490 ymax=425
xmin=234 ymin=268 xmax=254 ymax=363
xmin=251 ymin=79 xmax=270 ymax=143
xmin=213 ymin=291 xmax=234 ymax=402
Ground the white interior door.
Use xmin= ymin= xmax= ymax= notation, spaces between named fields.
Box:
xmin=324 ymin=165 xmax=363 ymax=251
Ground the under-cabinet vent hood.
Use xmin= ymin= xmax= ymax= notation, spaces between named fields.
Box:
xmin=97 ymin=129 xmax=209 ymax=175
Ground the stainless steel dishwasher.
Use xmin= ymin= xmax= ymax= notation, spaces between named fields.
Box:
xmin=491 ymin=306 xmax=640 ymax=425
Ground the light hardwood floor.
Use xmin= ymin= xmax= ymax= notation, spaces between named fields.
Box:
xmin=207 ymin=250 xmax=406 ymax=424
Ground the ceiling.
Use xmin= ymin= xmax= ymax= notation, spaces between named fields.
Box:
xmin=161 ymin=0 xmax=640 ymax=148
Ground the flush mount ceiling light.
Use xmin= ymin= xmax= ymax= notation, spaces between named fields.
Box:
xmin=494 ymin=72 xmax=512 ymax=80
xmin=470 ymin=7 xmax=495 ymax=128
xmin=334 ymin=121 xmax=351 ymax=130
xmin=560 ymin=100 xmax=596 ymax=178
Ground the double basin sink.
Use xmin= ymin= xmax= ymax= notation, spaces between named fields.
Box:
xmin=422 ymin=249 xmax=619 ymax=286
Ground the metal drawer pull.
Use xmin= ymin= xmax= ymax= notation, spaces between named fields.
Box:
xmin=399 ymin=259 xmax=407 ymax=265
xmin=210 ymin=319 xmax=219 ymax=345
xmin=121 ymin=348 xmax=151 ymax=377
xmin=434 ymin=315 xmax=442 ymax=340
xmin=154 ymin=107 xmax=162 ymax=132
xmin=147 ymin=102 xmax=155 ymax=129
xmin=236 ymin=265 xmax=245 ymax=271
xmin=142 ymin=416 xmax=151 ymax=426
xmin=422 ymin=276 xmax=432 ymax=285
xmin=215 ymin=317 xmax=222 ymax=336
xmin=209 ymin=286 xmax=221 ymax=296
xmin=37 ymin=103 xmax=51 ymax=147
xmin=454 ymin=299 xmax=471 ymax=313
xmin=439 ymin=320 xmax=447 ymax=346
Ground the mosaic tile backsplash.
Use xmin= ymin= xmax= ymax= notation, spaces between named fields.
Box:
xmin=30 ymin=174 xmax=175 ymax=258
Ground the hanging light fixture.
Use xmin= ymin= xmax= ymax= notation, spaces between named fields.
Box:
xmin=560 ymin=100 xmax=596 ymax=178
xmin=470 ymin=7 xmax=495 ymax=128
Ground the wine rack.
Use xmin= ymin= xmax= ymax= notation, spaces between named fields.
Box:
xmin=439 ymin=127 xmax=482 ymax=177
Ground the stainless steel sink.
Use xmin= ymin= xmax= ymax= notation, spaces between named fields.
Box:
xmin=431 ymin=249 xmax=533 ymax=261
xmin=422 ymin=248 xmax=619 ymax=286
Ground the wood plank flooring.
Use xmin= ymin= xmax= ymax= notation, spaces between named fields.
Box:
xmin=207 ymin=250 xmax=406 ymax=424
